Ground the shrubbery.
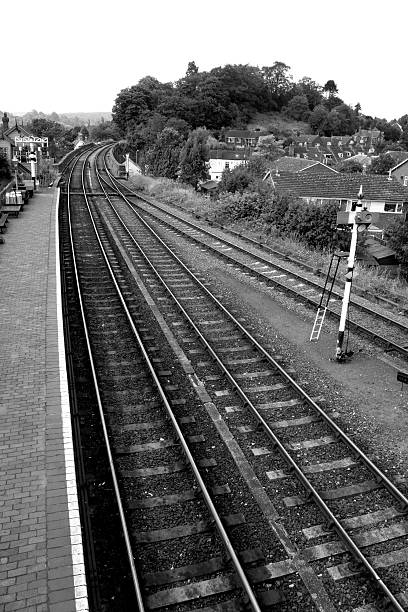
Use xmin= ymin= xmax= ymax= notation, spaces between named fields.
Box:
xmin=214 ymin=163 xmax=348 ymax=251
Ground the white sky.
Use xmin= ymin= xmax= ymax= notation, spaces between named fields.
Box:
xmin=4 ymin=0 xmax=407 ymax=121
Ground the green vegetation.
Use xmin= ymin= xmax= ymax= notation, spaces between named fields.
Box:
xmin=112 ymin=60 xmax=408 ymax=171
xmin=127 ymin=172 xmax=408 ymax=301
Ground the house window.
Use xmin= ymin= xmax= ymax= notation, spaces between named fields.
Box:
xmin=227 ymin=137 xmax=234 ymax=143
xmin=384 ymin=202 xmax=398 ymax=212
xmin=225 ymin=162 xmax=230 ymax=169
xmin=338 ymin=153 xmax=343 ymax=158
xmin=403 ymin=176 xmax=408 ymax=186
xmin=396 ymin=203 xmax=403 ymax=212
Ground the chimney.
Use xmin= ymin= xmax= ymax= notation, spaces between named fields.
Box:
xmin=2 ymin=112 xmax=9 ymax=131
xmin=388 ymin=169 xmax=392 ymax=181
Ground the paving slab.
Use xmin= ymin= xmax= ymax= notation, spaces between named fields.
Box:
xmin=0 ymin=189 xmax=88 ymax=611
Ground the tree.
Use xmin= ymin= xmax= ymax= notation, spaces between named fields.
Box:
xmin=262 ymin=62 xmax=292 ymax=109
xmin=177 ymin=61 xmax=201 ymax=96
xmin=211 ymin=64 xmax=270 ymax=120
xmin=178 ymin=128 xmax=210 ymax=189
xmin=284 ymin=95 xmax=310 ymax=121
xmin=384 ymin=217 xmax=408 ymax=272
xmin=369 ymin=153 xmax=396 ymax=175
xmin=323 ymin=80 xmax=338 ymax=96
xmin=331 ymin=104 xmax=359 ymax=135
xmin=383 ymin=122 xmax=402 ymax=142
xmin=399 ymin=128 xmax=408 ymax=150
xmin=89 ymin=120 xmax=121 ymax=142
xmin=336 ymin=159 xmax=364 ymax=173
xmin=145 ymin=127 xmax=185 ymax=179
xmin=289 ymin=77 xmax=323 ymax=110
xmin=112 ymin=77 xmax=174 ymax=133
xmin=254 ymin=135 xmax=285 ymax=161
xmin=309 ymin=104 xmax=329 ymax=134
xmin=218 ymin=157 xmax=269 ymax=194
xmin=323 ymin=94 xmax=344 ymax=111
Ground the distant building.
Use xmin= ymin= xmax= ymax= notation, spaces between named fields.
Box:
xmin=222 ymin=130 xmax=260 ymax=148
xmin=286 ymin=131 xmax=383 ymax=166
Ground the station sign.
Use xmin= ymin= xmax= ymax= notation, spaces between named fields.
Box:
xmin=15 ymin=136 xmax=48 ymax=146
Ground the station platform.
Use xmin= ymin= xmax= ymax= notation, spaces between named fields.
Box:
xmin=0 ymin=188 xmax=88 ymax=611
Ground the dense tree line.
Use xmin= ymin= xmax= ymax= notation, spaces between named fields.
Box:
xmin=112 ymin=60 xmax=408 ymax=191
xmin=113 ymin=61 xmax=408 ymax=146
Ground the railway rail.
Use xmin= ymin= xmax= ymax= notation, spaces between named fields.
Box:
xmin=60 ymin=145 xmax=408 ymax=611
xmin=100 ymin=168 xmax=408 ymax=361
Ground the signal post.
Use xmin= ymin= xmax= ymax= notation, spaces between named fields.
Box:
xmin=335 ymin=186 xmax=375 ymax=361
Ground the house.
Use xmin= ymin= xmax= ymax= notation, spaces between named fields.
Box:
xmin=0 ymin=112 xmax=49 ymax=178
xmin=353 ymin=128 xmax=383 ymax=149
xmin=266 ymin=156 xmax=338 ymax=176
xmin=390 ymin=156 xmax=408 ymax=186
xmin=209 ymin=149 xmax=248 ymax=181
xmin=286 ymin=132 xmax=381 ymax=166
xmin=268 ymin=172 xmax=408 ymax=229
xmin=0 ymin=113 xmax=39 ymax=161
xmin=222 ymin=130 xmax=260 ymax=148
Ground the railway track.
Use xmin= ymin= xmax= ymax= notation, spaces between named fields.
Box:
xmin=61 ymin=146 xmax=408 ymax=611
xmin=100 ymin=167 xmax=408 ymax=361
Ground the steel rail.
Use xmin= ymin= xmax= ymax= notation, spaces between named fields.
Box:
xmin=66 ymin=146 xmax=146 ymax=611
xmin=111 ymin=170 xmax=408 ymax=320
xmin=87 ymin=151 xmax=263 ymax=612
xmin=103 ymin=163 xmax=408 ymax=358
xmin=99 ymin=156 xmax=408 ymax=612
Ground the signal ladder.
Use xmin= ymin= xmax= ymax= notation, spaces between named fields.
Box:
xmin=310 ymin=251 xmax=348 ymax=342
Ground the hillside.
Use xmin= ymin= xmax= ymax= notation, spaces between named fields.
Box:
xmin=247 ymin=112 xmax=311 ymax=137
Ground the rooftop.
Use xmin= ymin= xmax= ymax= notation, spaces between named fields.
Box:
xmin=210 ymin=149 xmax=248 ymax=160
xmin=272 ymin=172 xmax=408 ymax=202
xmin=269 ymin=156 xmax=337 ymax=174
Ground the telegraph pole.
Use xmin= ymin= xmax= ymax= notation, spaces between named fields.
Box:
xmin=335 ymin=185 xmax=364 ymax=361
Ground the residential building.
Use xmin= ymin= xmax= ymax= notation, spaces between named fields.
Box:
xmin=222 ymin=130 xmax=260 ymax=148
xmin=286 ymin=132 xmax=382 ymax=166
xmin=265 ymin=156 xmax=338 ymax=177
xmin=209 ymin=149 xmax=248 ymax=181
xmin=268 ymin=171 xmax=408 ymax=229
xmin=390 ymin=156 xmax=408 ymax=186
